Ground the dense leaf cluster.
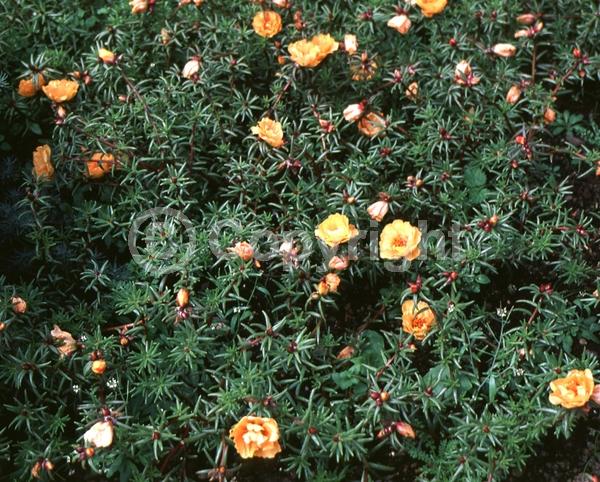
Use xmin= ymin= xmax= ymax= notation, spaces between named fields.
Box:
xmin=0 ymin=0 xmax=599 ymax=480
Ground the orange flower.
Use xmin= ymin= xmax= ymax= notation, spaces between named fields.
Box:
xmin=18 ymin=74 xmax=45 ymax=97
xmin=357 ymin=112 xmax=386 ymax=137
xmin=251 ymin=117 xmax=284 ymax=147
xmin=549 ymin=369 xmax=595 ymax=409
xmin=379 ymin=220 xmax=421 ymax=261
xmin=544 ymin=107 xmax=557 ymax=124
xmin=288 ymin=34 xmax=338 ymax=67
xmin=229 ymin=416 xmax=282 ymax=459
xmin=288 ymin=39 xmax=321 ymax=67
xmin=317 ymin=273 xmax=341 ymax=295
xmin=33 ymin=145 xmax=54 ymax=180
xmin=416 ymin=0 xmax=447 ymax=17
xmin=50 ymin=325 xmax=78 ymax=358
xmin=87 ymin=153 xmax=116 ymax=178
xmin=42 ymin=79 xmax=79 ymax=103
xmin=311 ymin=34 xmax=338 ymax=61
xmin=401 ymin=300 xmax=436 ymax=340
xmin=228 ymin=241 xmax=254 ymax=261
xmin=315 ymin=213 xmax=359 ymax=247
xmin=252 ymin=11 xmax=282 ymax=38
xmin=336 ymin=345 xmax=355 ymax=359
xmin=395 ymin=421 xmax=416 ymax=439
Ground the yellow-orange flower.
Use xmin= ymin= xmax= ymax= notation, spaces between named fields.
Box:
xmin=416 ymin=0 xmax=448 ymax=17
xmin=18 ymin=74 xmax=45 ymax=97
xmin=42 ymin=79 xmax=79 ymax=103
xmin=357 ymin=112 xmax=386 ymax=137
xmin=379 ymin=219 xmax=421 ymax=261
xmin=401 ymin=300 xmax=436 ymax=340
xmin=288 ymin=34 xmax=338 ymax=67
xmin=87 ymin=153 xmax=116 ymax=179
xmin=549 ymin=369 xmax=595 ymax=409
xmin=251 ymin=117 xmax=284 ymax=147
xmin=252 ymin=10 xmax=282 ymax=38
xmin=33 ymin=145 xmax=54 ymax=180
xmin=315 ymin=213 xmax=359 ymax=247
xmin=229 ymin=416 xmax=282 ymax=459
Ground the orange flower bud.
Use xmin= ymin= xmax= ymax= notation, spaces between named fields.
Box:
xmin=11 ymin=296 xmax=27 ymax=314
xmin=506 ymin=85 xmax=522 ymax=104
xmin=367 ymin=200 xmax=389 ymax=222
xmin=516 ymin=13 xmax=537 ymax=25
xmin=336 ymin=345 xmax=355 ymax=359
xmin=544 ymin=107 xmax=557 ymax=124
xmin=395 ymin=421 xmax=416 ymax=438
xmin=176 ymin=288 xmax=189 ymax=307
xmin=405 ymin=81 xmax=419 ymax=101
xmin=492 ymin=43 xmax=517 ymax=58
xmin=91 ymin=360 xmax=107 ymax=375
xmin=357 ymin=112 xmax=386 ymax=137
xmin=98 ymin=48 xmax=116 ymax=64
xmin=328 ymin=255 xmax=349 ymax=271
xmin=343 ymin=34 xmax=358 ymax=55
xmin=343 ymin=103 xmax=364 ymax=122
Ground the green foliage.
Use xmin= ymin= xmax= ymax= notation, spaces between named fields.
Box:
xmin=0 ymin=0 xmax=599 ymax=481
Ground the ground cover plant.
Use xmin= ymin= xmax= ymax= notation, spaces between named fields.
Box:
xmin=0 ymin=0 xmax=599 ymax=480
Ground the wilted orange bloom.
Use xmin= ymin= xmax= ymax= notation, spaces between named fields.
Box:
xmin=328 ymin=255 xmax=349 ymax=271
xmin=350 ymin=53 xmax=377 ymax=81
xmin=18 ymin=74 xmax=45 ymax=97
xmin=42 ymin=79 xmax=79 ymax=103
xmin=98 ymin=48 xmax=116 ymax=64
xmin=596 ymin=161 xmax=600 ymax=177
xmin=91 ymin=360 xmax=107 ymax=374
xmin=515 ymin=21 xmax=544 ymax=39
xmin=182 ymin=57 xmax=201 ymax=80
xmin=288 ymin=34 xmax=338 ymax=67
xmin=506 ymin=85 xmax=522 ymax=104
xmin=387 ymin=15 xmax=411 ymax=34
xmin=367 ymin=200 xmax=389 ymax=222
xmin=516 ymin=13 xmax=537 ymax=25
xmin=549 ymin=369 xmax=595 ymax=408
xmin=318 ymin=273 xmax=341 ymax=295
xmin=252 ymin=11 xmax=282 ymax=38
xmin=343 ymin=103 xmax=364 ymax=122
xmin=492 ymin=43 xmax=517 ymax=58
xmin=129 ymin=0 xmax=149 ymax=13
xmin=33 ymin=145 xmax=54 ymax=180
xmin=229 ymin=416 xmax=282 ymax=459
xmin=50 ymin=325 xmax=78 ymax=357
xmin=357 ymin=112 xmax=386 ymax=137
xmin=31 ymin=461 xmax=42 ymax=479
xmin=405 ymin=81 xmax=419 ymax=101
xmin=401 ymin=300 xmax=436 ymax=340
xmin=454 ymin=60 xmax=480 ymax=86
xmin=315 ymin=213 xmax=359 ymax=247
xmin=251 ymin=117 xmax=284 ymax=147
xmin=11 ymin=296 xmax=27 ymax=314
xmin=544 ymin=107 xmax=557 ymax=124
xmin=395 ymin=421 xmax=416 ymax=438
xmin=344 ymin=34 xmax=357 ymax=55
xmin=336 ymin=345 xmax=355 ymax=359
xmin=87 ymin=153 xmax=116 ymax=178
xmin=416 ymin=0 xmax=447 ymax=17
xmin=84 ymin=421 xmax=114 ymax=448
xmin=228 ymin=241 xmax=254 ymax=261
xmin=176 ymin=287 xmax=190 ymax=308
xmin=379 ymin=219 xmax=421 ymax=261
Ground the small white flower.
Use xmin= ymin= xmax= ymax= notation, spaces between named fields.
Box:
xmin=107 ymin=378 xmax=118 ymax=389
xmin=72 ymin=384 xmax=80 ymax=394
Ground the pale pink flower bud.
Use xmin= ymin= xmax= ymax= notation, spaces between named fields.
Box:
xmin=84 ymin=421 xmax=114 ymax=448
xmin=492 ymin=43 xmax=517 ymax=58
xmin=367 ymin=200 xmax=389 ymax=222
xmin=344 ymin=34 xmax=358 ymax=55
xmin=343 ymin=103 xmax=364 ymax=122
xmin=506 ymin=85 xmax=522 ymax=104
xmin=387 ymin=15 xmax=411 ymax=35
xmin=182 ymin=58 xmax=200 ymax=80
xmin=328 ymin=255 xmax=349 ymax=271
